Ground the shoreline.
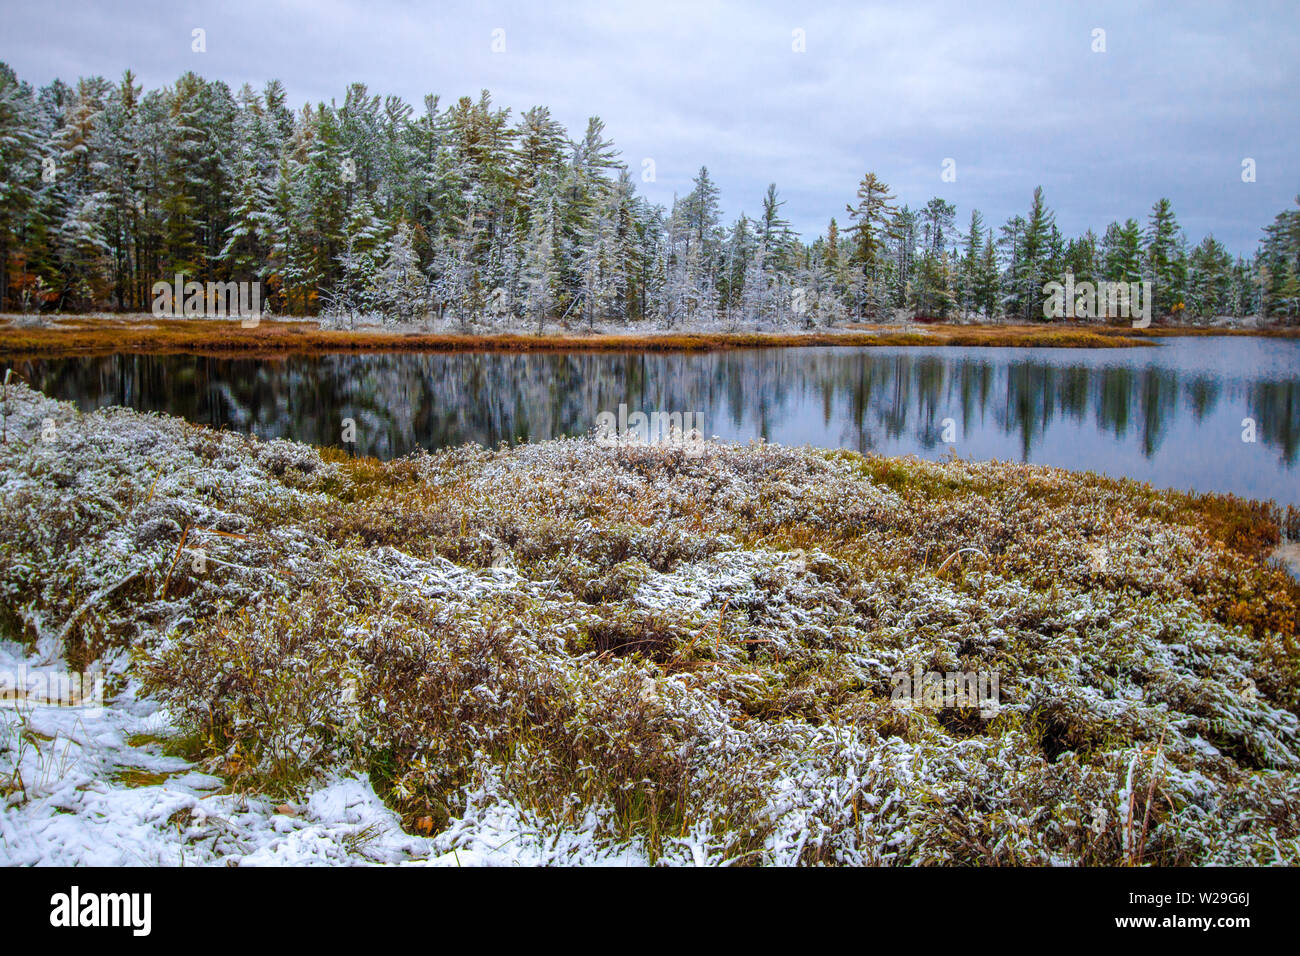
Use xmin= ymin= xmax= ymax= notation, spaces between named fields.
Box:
xmin=2 ymin=313 xmax=1297 ymax=360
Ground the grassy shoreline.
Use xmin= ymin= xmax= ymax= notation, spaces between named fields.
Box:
xmin=2 ymin=382 xmax=1299 ymax=864
xmin=3 ymin=313 xmax=1296 ymax=359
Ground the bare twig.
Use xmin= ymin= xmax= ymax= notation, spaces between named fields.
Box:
xmin=936 ymin=547 xmax=990 ymax=576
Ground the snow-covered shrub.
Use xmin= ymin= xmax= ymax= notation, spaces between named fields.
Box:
xmin=2 ymin=381 xmax=1298 ymax=864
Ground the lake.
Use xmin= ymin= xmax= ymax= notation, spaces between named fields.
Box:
xmin=10 ymin=335 xmax=1300 ymax=506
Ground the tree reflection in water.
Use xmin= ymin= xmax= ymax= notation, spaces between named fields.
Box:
xmin=15 ymin=336 xmax=1300 ymax=505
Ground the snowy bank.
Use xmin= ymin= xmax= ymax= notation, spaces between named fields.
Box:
xmin=2 ymin=381 xmax=1298 ymax=865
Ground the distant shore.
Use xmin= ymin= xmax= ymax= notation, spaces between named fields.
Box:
xmin=2 ymin=312 xmax=1299 ymax=359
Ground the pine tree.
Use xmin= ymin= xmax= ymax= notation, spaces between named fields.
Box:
xmin=1277 ymin=262 xmax=1300 ymax=320
xmin=844 ymin=172 xmax=896 ymax=317
xmin=85 ymin=71 xmax=143 ymax=309
xmin=511 ymin=105 xmax=567 ymax=213
xmin=159 ymin=73 xmax=210 ymax=280
xmin=975 ymin=227 xmax=999 ymax=318
xmin=522 ymin=195 xmax=557 ymax=333
xmin=1101 ymin=219 xmax=1143 ymax=285
xmin=1145 ymin=197 xmax=1187 ymax=317
xmin=957 ymin=209 xmax=984 ymax=319
xmin=914 ymin=198 xmax=956 ymax=317
xmin=577 ymin=199 xmax=617 ymax=330
xmin=741 ymin=240 xmax=771 ymax=325
xmin=1063 ymin=230 xmax=1098 ymax=288
xmin=1259 ymin=196 xmax=1300 ymax=322
xmin=328 ymin=194 xmax=384 ymax=322
xmin=372 ymin=221 xmax=427 ymax=325
xmin=886 ymin=205 xmax=917 ymax=312
xmin=609 ymin=171 xmax=639 ymax=323
xmin=1187 ymin=235 xmax=1231 ymax=317
xmin=296 ymin=103 xmax=349 ymax=313
xmin=48 ymin=76 xmax=115 ymax=309
xmin=1016 ymin=186 xmax=1056 ymax=321
xmin=0 ymin=63 xmax=43 ymax=309
xmin=996 ymin=214 xmax=1024 ymax=317
xmin=758 ymin=183 xmax=791 ymax=270
xmin=221 ymin=84 xmax=277 ymax=283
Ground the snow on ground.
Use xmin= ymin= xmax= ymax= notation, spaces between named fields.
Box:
xmin=1 ymin=639 xmax=424 ymax=866
xmin=1 ymin=640 xmax=648 ymax=866
xmin=1 ymin=665 xmax=650 ymax=867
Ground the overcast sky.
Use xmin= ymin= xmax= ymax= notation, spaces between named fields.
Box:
xmin=4 ymin=0 xmax=1296 ymax=254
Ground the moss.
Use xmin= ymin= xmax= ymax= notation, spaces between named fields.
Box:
xmin=110 ymin=768 xmax=182 ymax=788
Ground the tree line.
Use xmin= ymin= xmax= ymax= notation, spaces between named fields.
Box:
xmin=1 ymin=64 xmax=1298 ymax=326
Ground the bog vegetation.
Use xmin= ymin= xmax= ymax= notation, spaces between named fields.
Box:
xmin=2 ymin=381 xmax=1298 ymax=864
xmin=0 ymin=314 xmax=1166 ymax=358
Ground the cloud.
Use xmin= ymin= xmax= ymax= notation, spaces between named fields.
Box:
xmin=6 ymin=0 xmax=1296 ymax=252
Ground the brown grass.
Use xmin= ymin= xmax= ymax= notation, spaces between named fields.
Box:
xmin=5 ymin=380 xmax=1299 ymax=864
xmin=0 ymin=313 xmax=1223 ymax=358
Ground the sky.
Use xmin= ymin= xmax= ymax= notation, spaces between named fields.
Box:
xmin=3 ymin=0 xmax=1297 ymax=254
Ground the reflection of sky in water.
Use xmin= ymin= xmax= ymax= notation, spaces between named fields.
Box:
xmin=14 ymin=336 xmax=1300 ymax=507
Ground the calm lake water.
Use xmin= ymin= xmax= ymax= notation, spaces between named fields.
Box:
xmin=11 ymin=336 xmax=1300 ymax=506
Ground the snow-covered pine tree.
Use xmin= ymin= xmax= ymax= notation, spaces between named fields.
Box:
xmin=221 ymin=83 xmax=278 ymax=285
xmin=522 ymin=194 xmax=558 ymax=334
xmin=372 ymin=221 xmax=427 ymax=326
xmin=326 ymin=194 xmax=384 ymax=324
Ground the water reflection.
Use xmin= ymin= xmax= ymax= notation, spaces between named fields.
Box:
xmin=11 ymin=336 xmax=1300 ymax=505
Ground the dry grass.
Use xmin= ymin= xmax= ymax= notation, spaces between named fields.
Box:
xmin=0 ymin=313 xmax=1213 ymax=358
xmin=3 ymin=381 xmax=1299 ymax=864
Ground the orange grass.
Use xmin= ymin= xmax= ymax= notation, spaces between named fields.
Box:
xmin=0 ymin=313 xmax=1188 ymax=357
